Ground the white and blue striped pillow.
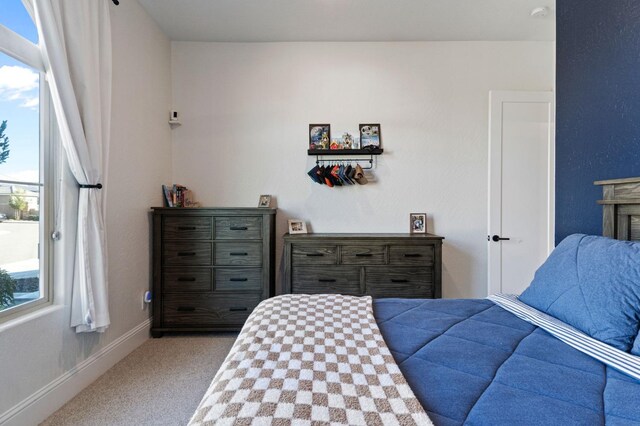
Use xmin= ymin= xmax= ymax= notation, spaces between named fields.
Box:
xmin=490 ymin=294 xmax=640 ymax=381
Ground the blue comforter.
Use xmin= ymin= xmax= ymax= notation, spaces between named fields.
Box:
xmin=374 ymin=298 xmax=640 ymax=426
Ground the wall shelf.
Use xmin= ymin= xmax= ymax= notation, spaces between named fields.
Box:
xmin=307 ymin=148 xmax=383 ymax=156
xmin=308 ymin=148 xmax=383 ymax=170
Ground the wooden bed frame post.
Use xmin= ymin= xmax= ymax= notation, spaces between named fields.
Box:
xmin=595 ymin=177 xmax=640 ymax=241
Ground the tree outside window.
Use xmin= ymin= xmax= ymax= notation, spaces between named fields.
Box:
xmin=9 ymin=191 xmax=28 ymax=220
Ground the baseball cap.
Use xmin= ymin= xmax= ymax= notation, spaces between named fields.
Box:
xmin=354 ymin=164 xmax=368 ymax=185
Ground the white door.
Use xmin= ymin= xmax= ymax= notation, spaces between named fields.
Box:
xmin=488 ymin=91 xmax=555 ymax=295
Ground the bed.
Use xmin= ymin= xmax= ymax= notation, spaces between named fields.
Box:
xmin=190 ymin=177 xmax=640 ymax=426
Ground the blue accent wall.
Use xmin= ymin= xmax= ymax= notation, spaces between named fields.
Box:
xmin=556 ymin=0 xmax=640 ymax=243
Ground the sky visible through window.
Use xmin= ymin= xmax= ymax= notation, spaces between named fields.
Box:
xmin=0 ymin=0 xmax=40 ymax=184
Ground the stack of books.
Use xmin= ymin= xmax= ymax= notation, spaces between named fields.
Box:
xmin=162 ymin=184 xmax=195 ymax=207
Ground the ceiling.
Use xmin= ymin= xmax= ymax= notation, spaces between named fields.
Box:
xmin=137 ymin=0 xmax=556 ymax=42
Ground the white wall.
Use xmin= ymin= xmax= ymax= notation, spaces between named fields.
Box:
xmin=0 ymin=1 xmax=172 ymax=423
xmin=171 ymin=41 xmax=554 ymax=298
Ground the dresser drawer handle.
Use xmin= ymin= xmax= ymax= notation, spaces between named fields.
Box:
xmin=177 ymin=306 xmax=195 ymax=312
xmin=404 ymin=254 xmax=422 ymax=258
xmin=178 ymin=226 xmax=197 ymax=231
xmin=319 ymin=279 xmax=337 ymax=283
xmin=355 ymin=253 xmax=373 ymax=257
xmin=178 ymin=252 xmax=196 ymax=257
xmin=391 ymin=279 xmax=409 ymax=283
xmin=230 ymin=226 xmax=249 ymax=231
xmin=230 ymin=307 xmax=248 ymax=312
xmin=306 ymin=253 xmax=324 ymax=257
xmin=230 ymin=278 xmax=248 ymax=282
xmin=177 ymin=277 xmax=196 ymax=282
xmin=230 ymin=252 xmax=248 ymax=256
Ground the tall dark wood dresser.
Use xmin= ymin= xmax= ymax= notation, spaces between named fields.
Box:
xmin=283 ymin=233 xmax=443 ymax=298
xmin=151 ymin=208 xmax=276 ymax=337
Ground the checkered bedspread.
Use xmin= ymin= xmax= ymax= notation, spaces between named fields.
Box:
xmin=189 ymin=294 xmax=432 ymax=426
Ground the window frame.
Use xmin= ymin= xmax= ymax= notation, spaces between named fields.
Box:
xmin=0 ymin=16 xmax=55 ymax=322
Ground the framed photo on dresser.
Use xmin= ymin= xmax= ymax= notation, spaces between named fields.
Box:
xmin=410 ymin=213 xmax=427 ymax=234
xmin=258 ymin=195 xmax=271 ymax=208
xmin=288 ymin=219 xmax=308 ymax=234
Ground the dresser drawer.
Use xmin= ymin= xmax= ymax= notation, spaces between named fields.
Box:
xmin=215 ymin=242 xmax=262 ymax=266
xmin=341 ymin=245 xmax=387 ymax=265
xmin=292 ymin=266 xmax=361 ymax=295
xmin=162 ymin=293 xmax=261 ymax=327
xmin=163 ymin=242 xmax=212 ymax=266
xmin=215 ymin=217 xmax=262 ymax=240
xmin=366 ymin=267 xmax=433 ymax=298
xmin=163 ymin=268 xmax=212 ymax=293
xmin=389 ymin=245 xmax=434 ymax=265
xmin=163 ymin=216 xmax=212 ymax=240
xmin=215 ymin=268 xmax=262 ymax=292
xmin=291 ymin=245 xmax=338 ymax=265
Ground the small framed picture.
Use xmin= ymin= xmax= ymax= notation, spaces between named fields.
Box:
xmin=359 ymin=123 xmax=381 ymax=148
xmin=258 ymin=195 xmax=271 ymax=208
xmin=288 ymin=219 xmax=308 ymax=234
xmin=309 ymin=124 xmax=331 ymax=150
xmin=410 ymin=213 xmax=427 ymax=234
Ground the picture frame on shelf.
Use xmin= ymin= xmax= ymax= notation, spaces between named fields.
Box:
xmin=258 ymin=195 xmax=272 ymax=208
xmin=288 ymin=219 xmax=308 ymax=234
xmin=410 ymin=213 xmax=427 ymax=234
xmin=359 ymin=123 xmax=381 ymax=148
xmin=309 ymin=124 xmax=331 ymax=150
xmin=329 ymin=132 xmax=359 ymax=150
xmin=352 ymin=136 xmax=361 ymax=150
xmin=340 ymin=132 xmax=356 ymax=149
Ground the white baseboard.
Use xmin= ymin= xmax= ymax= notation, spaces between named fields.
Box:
xmin=0 ymin=318 xmax=151 ymax=426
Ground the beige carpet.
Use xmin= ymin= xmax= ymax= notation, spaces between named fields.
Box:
xmin=41 ymin=333 xmax=237 ymax=426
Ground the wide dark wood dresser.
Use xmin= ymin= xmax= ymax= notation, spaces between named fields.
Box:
xmin=283 ymin=233 xmax=443 ymax=298
xmin=151 ymin=207 xmax=276 ymax=337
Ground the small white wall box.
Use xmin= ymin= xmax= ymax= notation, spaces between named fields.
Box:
xmin=170 ymin=110 xmax=179 ymax=122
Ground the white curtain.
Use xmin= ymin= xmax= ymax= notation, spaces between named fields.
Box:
xmin=33 ymin=0 xmax=112 ymax=332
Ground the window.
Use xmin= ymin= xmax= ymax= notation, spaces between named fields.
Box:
xmin=0 ymin=1 xmax=38 ymax=45
xmin=0 ymin=0 xmax=53 ymax=319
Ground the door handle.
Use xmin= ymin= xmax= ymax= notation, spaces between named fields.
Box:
xmin=490 ymin=235 xmax=511 ymax=242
